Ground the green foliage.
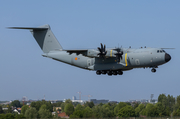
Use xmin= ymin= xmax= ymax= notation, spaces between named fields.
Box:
xmin=135 ymin=104 xmax=145 ymax=117
xmin=65 ymin=99 xmax=72 ymax=104
xmin=64 ymin=103 xmax=74 ymax=116
xmin=70 ymin=110 xmax=83 ymax=118
xmin=155 ymin=102 xmax=168 ymax=116
xmin=4 ymin=113 xmax=15 ymax=119
xmin=30 ymin=100 xmax=53 ymax=112
xmin=11 ymin=100 xmax=21 ymax=108
xmin=0 ymin=114 xmax=5 ymax=119
xmin=83 ymin=106 xmax=93 ymax=118
xmin=173 ymin=106 xmax=180 ymax=116
xmin=84 ymin=101 xmax=95 ymax=108
xmin=133 ymin=102 xmax=139 ymax=109
xmin=75 ymin=104 xmax=84 ymax=111
xmin=7 ymin=105 xmax=12 ymax=113
xmin=25 ymin=107 xmax=38 ymax=119
xmin=114 ymin=102 xmax=127 ymax=116
xmin=177 ymin=95 xmax=180 ymax=105
xmin=0 ymin=106 xmax=3 ymax=114
xmin=14 ymin=114 xmax=25 ymax=119
xmin=52 ymin=101 xmax=63 ymax=107
xmin=21 ymin=105 xmax=29 ymax=115
xmin=92 ymin=104 xmax=114 ymax=118
xmin=61 ymin=103 xmax=65 ymax=112
xmin=61 ymin=99 xmax=72 ymax=112
xmin=118 ymin=105 xmax=135 ymax=117
xmin=38 ymin=108 xmax=52 ymax=119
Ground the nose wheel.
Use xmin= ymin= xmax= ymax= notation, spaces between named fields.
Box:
xmin=151 ymin=68 xmax=156 ymax=73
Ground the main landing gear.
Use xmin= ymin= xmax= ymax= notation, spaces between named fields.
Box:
xmin=96 ymin=70 xmax=123 ymax=76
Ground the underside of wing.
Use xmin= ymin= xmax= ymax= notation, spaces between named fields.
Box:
xmin=64 ymin=49 xmax=88 ymax=56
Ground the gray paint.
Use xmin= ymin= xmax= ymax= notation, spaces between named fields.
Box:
xmin=10 ymin=24 xmax=171 ymax=74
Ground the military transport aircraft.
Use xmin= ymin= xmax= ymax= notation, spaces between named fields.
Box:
xmin=9 ymin=24 xmax=171 ymax=76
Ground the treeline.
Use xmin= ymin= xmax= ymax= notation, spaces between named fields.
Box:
xmin=62 ymin=94 xmax=180 ymax=118
xmin=0 ymin=94 xmax=180 ymax=119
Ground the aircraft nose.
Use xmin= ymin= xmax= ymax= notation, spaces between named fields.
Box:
xmin=165 ymin=53 xmax=171 ymax=62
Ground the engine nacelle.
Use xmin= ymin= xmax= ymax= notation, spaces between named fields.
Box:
xmin=87 ymin=49 xmax=99 ymax=57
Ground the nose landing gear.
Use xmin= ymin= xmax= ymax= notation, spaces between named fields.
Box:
xmin=151 ymin=68 xmax=156 ymax=73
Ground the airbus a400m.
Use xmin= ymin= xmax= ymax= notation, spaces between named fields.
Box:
xmin=9 ymin=24 xmax=172 ymax=76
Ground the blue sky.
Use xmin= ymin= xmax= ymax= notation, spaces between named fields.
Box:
xmin=0 ymin=1 xmax=179 ymax=101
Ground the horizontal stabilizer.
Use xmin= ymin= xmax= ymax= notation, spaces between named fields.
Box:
xmin=8 ymin=27 xmax=48 ymax=30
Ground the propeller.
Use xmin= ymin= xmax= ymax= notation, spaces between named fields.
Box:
xmin=97 ymin=43 xmax=107 ymax=58
xmin=114 ymin=47 xmax=123 ymax=62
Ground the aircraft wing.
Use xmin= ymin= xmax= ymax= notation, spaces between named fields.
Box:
xmin=64 ymin=49 xmax=88 ymax=55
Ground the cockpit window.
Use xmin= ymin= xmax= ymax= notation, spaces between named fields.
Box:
xmin=157 ymin=50 xmax=165 ymax=53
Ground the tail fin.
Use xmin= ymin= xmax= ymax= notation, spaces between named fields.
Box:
xmin=9 ymin=24 xmax=63 ymax=53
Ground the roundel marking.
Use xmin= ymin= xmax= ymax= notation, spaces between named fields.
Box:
xmin=75 ymin=57 xmax=78 ymax=60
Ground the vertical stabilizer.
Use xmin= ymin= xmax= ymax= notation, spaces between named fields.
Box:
xmin=9 ymin=24 xmax=63 ymax=53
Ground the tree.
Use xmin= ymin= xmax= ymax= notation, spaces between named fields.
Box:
xmin=84 ymin=102 xmax=95 ymax=108
xmin=158 ymin=94 xmax=168 ymax=108
xmin=135 ymin=104 xmax=145 ymax=117
xmin=133 ymin=102 xmax=139 ymax=109
xmin=52 ymin=101 xmax=63 ymax=107
xmin=92 ymin=105 xmax=114 ymax=118
xmin=70 ymin=110 xmax=83 ymax=118
xmin=118 ymin=105 xmax=135 ymax=117
xmin=21 ymin=105 xmax=29 ymax=115
xmin=64 ymin=103 xmax=74 ymax=116
xmin=75 ymin=104 xmax=84 ymax=111
xmin=38 ymin=108 xmax=52 ymax=119
xmin=4 ymin=113 xmax=15 ymax=119
xmin=83 ymin=106 xmax=93 ymax=118
xmin=7 ymin=105 xmax=12 ymax=113
xmin=155 ymin=102 xmax=169 ymax=116
xmin=0 ymin=114 xmax=5 ymax=119
xmin=61 ymin=99 xmax=72 ymax=112
xmin=30 ymin=100 xmax=53 ymax=112
xmin=0 ymin=106 xmax=3 ymax=114
xmin=11 ymin=100 xmax=21 ymax=108
xmin=14 ymin=114 xmax=25 ymax=119
xmin=25 ymin=107 xmax=38 ymax=119
xmin=173 ymin=106 xmax=180 ymax=116
xmin=114 ymin=102 xmax=127 ymax=116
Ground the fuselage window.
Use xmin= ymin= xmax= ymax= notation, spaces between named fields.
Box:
xmin=157 ymin=50 xmax=159 ymax=53
xmin=162 ymin=50 xmax=165 ymax=53
xmin=160 ymin=50 xmax=162 ymax=53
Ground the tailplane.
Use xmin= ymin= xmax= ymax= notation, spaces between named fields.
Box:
xmin=9 ymin=24 xmax=63 ymax=53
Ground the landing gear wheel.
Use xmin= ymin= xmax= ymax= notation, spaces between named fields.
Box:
xmin=107 ymin=71 xmax=112 ymax=76
xmin=101 ymin=70 xmax=107 ymax=75
xmin=118 ymin=70 xmax=123 ymax=75
xmin=113 ymin=71 xmax=117 ymax=75
xmin=151 ymin=68 xmax=156 ymax=73
xmin=96 ymin=70 xmax=102 ymax=75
